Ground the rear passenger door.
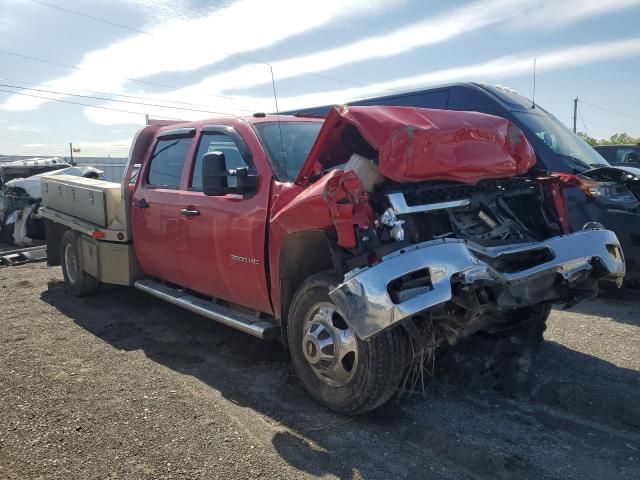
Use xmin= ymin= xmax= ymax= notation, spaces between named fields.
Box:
xmin=132 ymin=129 xmax=195 ymax=286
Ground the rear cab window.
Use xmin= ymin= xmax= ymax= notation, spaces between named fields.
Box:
xmin=146 ymin=137 xmax=192 ymax=188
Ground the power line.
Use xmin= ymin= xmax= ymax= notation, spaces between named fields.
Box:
xmin=0 ymin=48 xmax=238 ymax=102
xmin=25 ymin=0 xmax=382 ymax=91
xmin=579 ymin=100 xmax=640 ymax=122
xmin=0 ymin=88 xmax=185 ymax=120
xmin=582 ymin=118 xmax=635 ymax=133
xmin=0 ymin=76 xmax=247 ymax=111
xmin=0 ymin=82 xmax=238 ymax=116
xmin=28 ymin=0 xmax=150 ymax=36
xmin=578 ymin=107 xmax=589 ymax=135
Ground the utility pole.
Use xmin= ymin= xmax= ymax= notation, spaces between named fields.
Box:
xmin=573 ymin=97 xmax=578 ymax=133
xmin=69 ymin=142 xmax=74 ymax=165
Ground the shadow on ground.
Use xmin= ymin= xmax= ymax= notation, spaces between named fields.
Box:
xmin=41 ymin=281 xmax=640 ymax=480
xmin=556 ymin=286 xmax=640 ymax=327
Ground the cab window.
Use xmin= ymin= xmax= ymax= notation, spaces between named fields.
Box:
xmin=146 ymin=137 xmax=192 ymax=188
xmin=191 ymin=132 xmax=248 ymax=190
xmin=616 ymin=148 xmax=636 ymax=163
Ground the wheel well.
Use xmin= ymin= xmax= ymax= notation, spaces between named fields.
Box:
xmin=279 ymin=230 xmax=337 ymax=342
xmin=44 ymin=219 xmax=69 ymax=266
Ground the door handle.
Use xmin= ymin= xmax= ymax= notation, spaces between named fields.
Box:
xmin=180 ymin=207 xmax=200 ymax=217
xmin=134 ymin=199 xmax=149 ymax=209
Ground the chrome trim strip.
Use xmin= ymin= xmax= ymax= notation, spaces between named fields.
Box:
xmin=387 ymin=192 xmax=470 ymax=214
xmin=134 ymin=279 xmax=278 ymax=340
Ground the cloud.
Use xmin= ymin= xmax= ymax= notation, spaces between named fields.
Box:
xmin=262 ymin=37 xmax=640 ymax=111
xmin=8 ymin=125 xmax=42 ymax=133
xmin=2 ymin=0 xmax=398 ymax=112
xmin=82 ymin=36 xmax=640 ymax=126
xmin=156 ymin=0 xmax=640 ymax=100
xmin=82 ymin=0 xmax=640 ymax=124
xmin=15 ymin=139 xmax=132 ymax=157
xmin=512 ymin=0 xmax=640 ymax=28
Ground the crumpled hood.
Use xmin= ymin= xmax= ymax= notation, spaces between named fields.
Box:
xmin=295 ymin=105 xmax=536 ymax=186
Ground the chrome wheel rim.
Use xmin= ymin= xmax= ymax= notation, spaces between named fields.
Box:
xmin=65 ymin=243 xmax=78 ymax=284
xmin=302 ymin=302 xmax=359 ymax=387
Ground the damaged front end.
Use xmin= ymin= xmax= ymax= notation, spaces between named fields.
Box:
xmin=288 ymin=105 xmax=626 ymax=344
xmin=330 ymin=228 xmax=624 ymax=341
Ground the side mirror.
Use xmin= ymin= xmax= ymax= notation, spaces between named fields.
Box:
xmin=202 ymin=151 xmax=228 ymax=196
xmin=235 ymin=166 xmax=259 ymax=194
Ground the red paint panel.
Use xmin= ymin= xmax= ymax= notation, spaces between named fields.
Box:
xmin=296 ymin=105 xmax=536 ymax=185
xmin=178 ymin=121 xmax=274 ymax=314
xmin=323 ymin=170 xmax=373 ymax=248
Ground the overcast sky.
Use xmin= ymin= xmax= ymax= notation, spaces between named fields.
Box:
xmin=1 ymin=0 xmax=639 ymax=157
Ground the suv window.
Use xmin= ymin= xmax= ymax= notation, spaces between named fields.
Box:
xmin=147 ymin=137 xmax=192 ymax=188
xmin=616 ymin=147 xmax=637 ymax=163
xmin=191 ymin=132 xmax=248 ymax=190
xmin=357 ymin=90 xmax=449 ymax=109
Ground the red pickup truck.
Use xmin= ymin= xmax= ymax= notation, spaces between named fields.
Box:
xmin=39 ymin=106 xmax=625 ymax=414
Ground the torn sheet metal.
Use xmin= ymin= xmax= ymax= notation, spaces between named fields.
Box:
xmin=0 ymin=165 xmax=104 ymax=246
xmin=296 ymin=105 xmax=536 ymax=185
xmin=323 ymin=170 xmax=374 ymax=248
xmin=11 ymin=205 xmax=37 ymax=246
xmin=5 ymin=165 xmax=104 ymax=200
xmin=0 ymin=157 xmax=69 ymax=185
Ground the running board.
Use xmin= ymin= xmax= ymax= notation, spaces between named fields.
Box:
xmin=134 ymin=279 xmax=280 ymax=340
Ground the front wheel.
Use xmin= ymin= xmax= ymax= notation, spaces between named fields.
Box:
xmin=288 ymin=272 xmax=408 ymax=415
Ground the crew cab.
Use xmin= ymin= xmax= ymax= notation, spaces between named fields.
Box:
xmin=39 ymin=106 xmax=625 ymax=414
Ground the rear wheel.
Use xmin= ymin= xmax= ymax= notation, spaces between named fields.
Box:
xmin=60 ymin=231 xmax=99 ymax=296
xmin=288 ymin=272 xmax=408 ymax=415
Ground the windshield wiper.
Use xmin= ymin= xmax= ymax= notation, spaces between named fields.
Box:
xmin=555 ymin=153 xmax=595 ymax=172
xmin=150 ymin=140 xmax=179 ymax=160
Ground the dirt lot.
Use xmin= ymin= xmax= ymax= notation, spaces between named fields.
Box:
xmin=1 ymin=262 xmax=639 ymax=479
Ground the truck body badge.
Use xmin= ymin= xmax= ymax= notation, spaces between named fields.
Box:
xmin=230 ymin=254 xmax=260 ymax=265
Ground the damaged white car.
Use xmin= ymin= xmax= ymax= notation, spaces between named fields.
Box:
xmin=0 ymin=159 xmax=103 ymax=246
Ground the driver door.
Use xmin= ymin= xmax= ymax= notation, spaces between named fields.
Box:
xmin=179 ymin=125 xmax=272 ymax=313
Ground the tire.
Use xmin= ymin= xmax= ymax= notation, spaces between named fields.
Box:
xmin=288 ymin=272 xmax=408 ymax=415
xmin=0 ymin=210 xmax=16 ymax=243
xmin=60 ymin=231 xmax=99 ymax=297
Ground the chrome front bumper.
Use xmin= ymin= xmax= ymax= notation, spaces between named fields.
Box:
xmin=329 ymin=229 xmax=625 ymax=340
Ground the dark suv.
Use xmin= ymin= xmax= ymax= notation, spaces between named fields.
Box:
xmin=595 ymin=144 xmax=640 ymax=167
xmin=285 ymin=82 xmax=640 ymax=281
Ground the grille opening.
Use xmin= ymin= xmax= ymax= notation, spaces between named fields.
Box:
xmin=477 ymin=247 xmax=554 ymax=273
xmin=399 ymin=177 xmax=536 ymax=207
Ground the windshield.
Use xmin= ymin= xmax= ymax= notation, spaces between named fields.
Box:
xmin=514 ymin=111 xmax=609 ymax=170
xmin=253 ymin=121 xmax=323 ymax=181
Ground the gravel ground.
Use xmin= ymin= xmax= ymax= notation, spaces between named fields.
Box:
xmin=1 ymin=262 xmax=639 ymax=479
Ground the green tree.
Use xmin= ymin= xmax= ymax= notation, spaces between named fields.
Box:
xmin=606 ymin=133 xmax=639 ymax=145
xmin=577 ymin=131 xmax=598 ymax=146
xmin=577 ymin=131 xmax=640 ymax=146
